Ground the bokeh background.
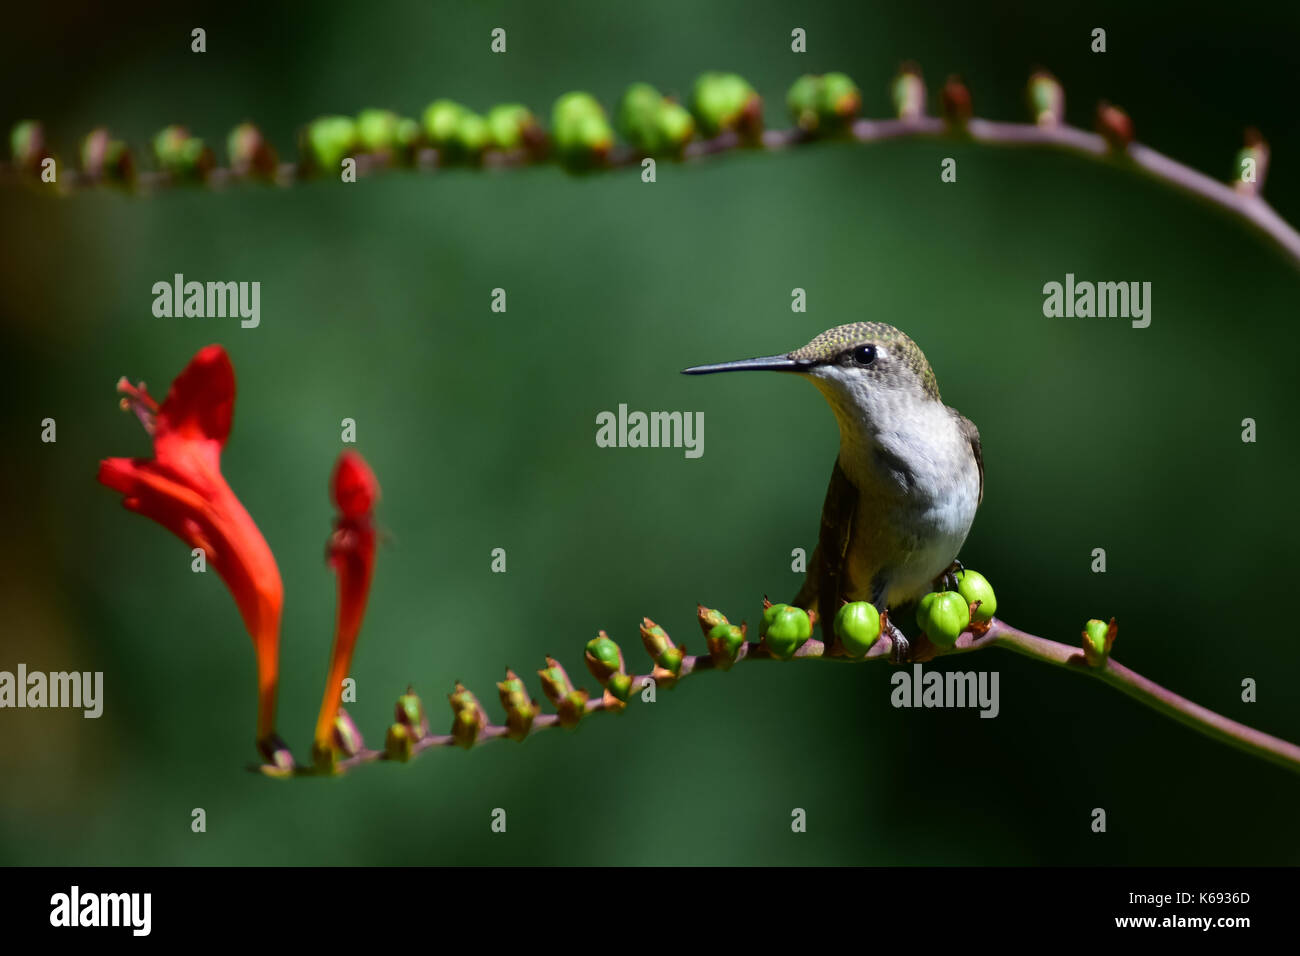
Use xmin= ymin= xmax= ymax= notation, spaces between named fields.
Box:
xmin=2 ymin=0 xmax=1299 ymax=865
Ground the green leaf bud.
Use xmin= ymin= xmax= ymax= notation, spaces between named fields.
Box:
xmin=1027 ymin=70 xmax=1064 ymax=127
xmin=891 ymin=63 xmax=926 ymax=120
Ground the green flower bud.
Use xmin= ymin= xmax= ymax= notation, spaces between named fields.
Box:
xmin=552 ymin=91 xmax=613 ymax=168
xmin=355 ymin=108 xmax=402 ymax=152
xmin=834 ymin=602 xmax=881 ymax=657
xmin=707 ymin=622 xmax=747 ymax=669
xmin=302 ymin=115 xmax=357 ymax=173
xmin=1081 ymin=618 xmax=1116 ymax=667
xmin=762 ymin=602 xmax=789 ymax=631
xmin=226 ymin=122 xmax=276 ymax=179
xmin=691 ymin=72 xmax=762 ymax=139
xmin=765 ymin=606 xmax=812 ymax=660
xmin=395 ymin=686 xmax=429 ymax=739
xmin=498 ymin=669 xmax=538 ymax=741
xmin=916 ymin=591 xmax=970 ymax=647
xmin=454 ymin=111 xmax=490 ymax=157
xmin=448 ymin=681 xmax=487 ymax=748
xmin=697 ymin=605 xmax=730 ymax=637
xmin=332 ymin=707 xmax=364 ymax=757
xmin=385 ymin=722 xmax=414 ymax=762
xmin=955 ymin=569 xmax=997 ymax=622
xmin=787 ymin=74 xmax=822 ymax=130
xmin=617 ymin=82 xmax=664 ymax=147
xmin=81 ymin=128 xmax=134 ymax=183
xmin=422 ymin=99 xmax=467 ymax=146
xmin=10 ymin=119 xmax=47 ymax=173
xmin=891 ymin=63 xmax=926 ymax=120
xmin=656 ymin=101 xmax=695 ymax=152
xmin=606 ymin=672 xmax=633 ymax=703
xmin=584 ymin=632 xmax=625 ymax=682
xmin=486 ymin=103 xmax=543 ymax=154
xmin=1027 ymin=70 xmax=1064 ymax=127
xmin=153 ymin=125 xmax=214 ymax=181
xmin=639 ymin=617 xmax=682 ymax=676
xmin=818 ymin=72 xmax=861 ymax=126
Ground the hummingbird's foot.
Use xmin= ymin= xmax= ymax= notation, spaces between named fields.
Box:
xmin=933 ymin=559 xmax=966 ymax=593
xmin=880 ymin=610 xmax=911 ymax=663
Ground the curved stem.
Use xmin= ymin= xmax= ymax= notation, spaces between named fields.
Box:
xmin=982 ymin=620 xmax=1300 ymax=773
xmin=15 ymin=116 xmax=1299 ymax=269
xmin=263 ymin=614 xmax=1300 ymax=777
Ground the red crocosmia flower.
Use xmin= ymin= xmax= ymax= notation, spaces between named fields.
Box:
xmin=313 ymin=450 xmax=380 ymax=759
xmin=97 ymin=345 xmax=285 ymax=756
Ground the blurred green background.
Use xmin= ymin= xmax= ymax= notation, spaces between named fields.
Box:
xmin=2 ymin=0 xmax=1299 ymax=865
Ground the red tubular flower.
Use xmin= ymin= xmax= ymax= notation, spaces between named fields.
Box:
xmin=97 ymin=346 xmax=285 ymax=759
xmin=313 ymin=450 xmax=380 ymax=761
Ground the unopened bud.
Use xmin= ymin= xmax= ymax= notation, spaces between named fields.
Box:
xmin=395 ymin=686 xmax=429 ymax=740
xmin=385 ymin=722 xmax=414 ymax=762
xmin=448 ymin=681 xmax=487 ymax=748
xmin=226 ymin=122 xmax=277 ymax=179
xmin=498 ymin=669 xmax=538 ymax=741
xmin=81 ymin=128 xmax=135 ymax=183
xmin=152 ymin=125 xmax=215 ymax=181
xmin=332 ymin=707 xmax=364 ymax=757
xmin=538 ymin=657 xmax=589 ymax=728
xmin=891 ymin=63 xmax=926 ymax=120
xmin=302 ymin=115 xmax=357 ymax=173
xmin=639 ymin=617 xmax=683 ymax=677
xmin=697 ymin=605 xmax=730 ymax=636
xmin=940 ymin=75 xmax=972 ymax=126
xmin=763 ymin=605 xmax=812 ymax=660
xmin=1095 ymin=102 xmax=1133 ymax=151
xmin=834 ymin=602 xmax=881 ymax=657
xmin=486 ymin=103 xmax=546 ymax=156
xmin=10 ymin=120 xmax=47 ymax=174
xmin=1081 ymin=618 xmax=1117 ymax=668
xmin=1027 ymin=70 xmax=1064 ymax=127
xmin=954 ymin=569 xmax=997 ymax=623
xmin=691 ymin=72 xmax=763 ymax=140
xmin=706 ymin=622 xmax=747 ymax=669
xmin=552 ymin=91 xmax=613 ymax=169
xmin=916 ymin=591 xmax=970 ymax=647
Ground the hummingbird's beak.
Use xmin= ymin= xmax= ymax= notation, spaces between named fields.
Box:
xmin=682 ymin=354 xmax=807 ymax=375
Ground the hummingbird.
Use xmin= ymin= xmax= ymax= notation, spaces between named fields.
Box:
xmin=683 ymin=322 xmax=983 ymax=661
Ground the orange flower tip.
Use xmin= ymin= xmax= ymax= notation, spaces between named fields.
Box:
xmin=332 ymin=450 xmax=380 ymax=518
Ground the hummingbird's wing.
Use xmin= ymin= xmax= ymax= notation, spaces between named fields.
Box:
xmin=959 ymin=414 xmax=984 ymax=505
xmin=792 ymin=459 xmax=858 ymax=632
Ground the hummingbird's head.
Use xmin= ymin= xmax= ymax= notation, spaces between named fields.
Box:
xmin=684 ymin=322 xmax=940 ymax=431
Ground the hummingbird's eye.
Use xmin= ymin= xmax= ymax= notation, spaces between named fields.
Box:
xmin=850 ymin=344 xmax=878 ymax=367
